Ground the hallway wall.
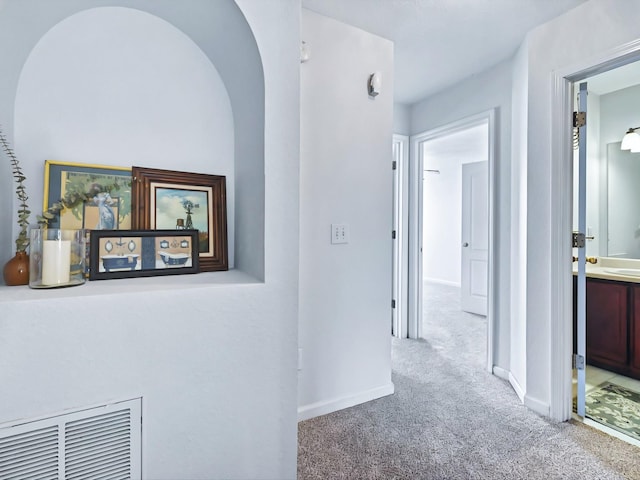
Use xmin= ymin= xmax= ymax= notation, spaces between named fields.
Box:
xmin=299 ymin=9 xmax=394 ymax=420
xmin=410 ymin=58 xmax=513 ymax=374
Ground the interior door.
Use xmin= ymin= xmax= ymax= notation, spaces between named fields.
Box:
xmin=574 ymin=81 xmax=588 ymax=418
xmin=461 ymin=161 xmax=488 ymax=315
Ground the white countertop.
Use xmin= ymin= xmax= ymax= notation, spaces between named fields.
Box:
xmin=573 ymin=257 xmax=640 ymax=284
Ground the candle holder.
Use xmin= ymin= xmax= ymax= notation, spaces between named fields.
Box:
xmin=29 ymin=228 xmax=86 ymax=289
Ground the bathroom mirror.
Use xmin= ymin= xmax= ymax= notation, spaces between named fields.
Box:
xmin=603 ymin=142 xmax=640 ymax=258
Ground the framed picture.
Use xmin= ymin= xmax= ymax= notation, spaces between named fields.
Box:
xmin=131 ymin=167 xmax=228 ymax=272
xmin=89 ymin=229 xmax=200 ymax=280
xmin=43 ymin=160 xmax=132 ymax=230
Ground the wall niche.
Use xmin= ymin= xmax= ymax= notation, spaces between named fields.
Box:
xmin=0 ymin=0 xmax=264 ymax=287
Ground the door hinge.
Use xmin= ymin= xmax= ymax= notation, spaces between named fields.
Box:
xmin=573 ymin=353 xmax=585 ymax=370
xmin=392 ymin=230 xmax=396 ymax=239
xmin=392 ymin=299 xmax=396 ymax=309
xmin=573 ymin=111 xmax=586 ymax=128
xmin=392 ymin=160 xmax=397 ymax=170
xmin=572 ymin=232 xmax=585 ymax=248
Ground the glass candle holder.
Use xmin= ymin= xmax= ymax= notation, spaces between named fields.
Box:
xmin=29 ymin=228 xmax=86 ymax=288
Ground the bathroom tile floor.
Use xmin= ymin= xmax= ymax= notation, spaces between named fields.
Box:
xmin=572 ymin=365 xmax=640 ymax=447
xmin=585 ymin=365 xmax=640 ymax=394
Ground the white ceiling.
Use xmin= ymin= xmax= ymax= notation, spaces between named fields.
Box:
xmin=301 ymin=0 xmax=587 ymax=105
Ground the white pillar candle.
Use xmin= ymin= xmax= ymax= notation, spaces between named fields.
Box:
xmin=42 ymin=240 xmax=71 ymax=285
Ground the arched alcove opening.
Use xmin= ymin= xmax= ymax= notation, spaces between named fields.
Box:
xmin=1 ymin=0 xmax=265 ymax=282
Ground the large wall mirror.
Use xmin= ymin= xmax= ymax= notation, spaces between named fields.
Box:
xmin=604 ymin=142 xmax=640 ymax=258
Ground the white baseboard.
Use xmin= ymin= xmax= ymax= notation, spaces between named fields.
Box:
xmin=297 ymin=382 xmax=395 ymax=422
xmin=509 ymin=372 xmax=525 ymax=403
xmin=492 ymin=365 xmax=509 ymax=381
xmin=524 ymin=394 xmax=550 ymax=417
xmin=506 ymin=372 xmax=550 ymax=416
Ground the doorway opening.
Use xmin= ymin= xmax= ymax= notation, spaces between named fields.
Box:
xmin=407 ymin=110 xmax=496 ymax=372
xmin=571 ymin=62 xmax=640 ymax=446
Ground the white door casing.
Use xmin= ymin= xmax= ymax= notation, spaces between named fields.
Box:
xmin=408 ymin=109 xmax=497 ymax=372
xmin=550 ymin=39 xmax=640 ymax=421
xmin=461 ymin=161 xmax=489 ymax=316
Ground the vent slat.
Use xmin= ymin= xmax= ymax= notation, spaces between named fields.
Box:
xmin=65 ymin=417 xmax=130 ymax=438
xmin=0 ymin=428 xmax=58 ymax=453
xmin=22 ymin=473 xmax=58 ymax=480
xmin=65 ymin=438 xmax=129 ymax=463
xmin=66 ymin=420 xmax=130 ymax=443
xmin=65 ymin=458 xmax=130 ymax=479
xmin=65 ymin=411 xmax=129 ymax=432
xmin=0 ymin=458 xmax=58 ymax=479
xmin=65 ymin=448 xmax=129 ymax=473
xmin=66 ymin=443 xmax=129 ymax=470
xmin=0 ymin=442 xmax=58 ymax=461
xmin=93 ymin=466 xmax=131 ymax=480
xmin=0 ymin=447 xmax=58 ymax=471
xmin=66 ymin=431 xmax=130 ymax=454
xmin=66 ymin=426 xmax=130 ymax=450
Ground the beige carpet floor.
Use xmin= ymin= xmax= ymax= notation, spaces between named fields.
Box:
xmin=298 ymin=282 xmax=640 ymax=479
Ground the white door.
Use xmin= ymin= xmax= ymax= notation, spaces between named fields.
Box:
xmin=391 ymin=135 xmax=408 ymax=337
xmin=461 ymin=161 xmax=488 ymax=315
xmin=574 ymin=81 xmax=588 ymax=418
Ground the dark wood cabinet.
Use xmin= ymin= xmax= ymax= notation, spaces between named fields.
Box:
xmin=585 ymin=279 xmax=628 ymax=369
xmin=574 ymin=277 xmax=640 ymax=378
xmin=631 ymin=287 xmax=640 ymax=374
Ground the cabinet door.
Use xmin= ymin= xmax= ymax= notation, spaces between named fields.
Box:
xmin=586 ymin=279 xmax=628 ymax=368
xmin=632 ymin=287 xmax=640 ymax=372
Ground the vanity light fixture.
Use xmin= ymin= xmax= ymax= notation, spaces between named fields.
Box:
xmin=621 ymin=127 xmax=640 ymax=152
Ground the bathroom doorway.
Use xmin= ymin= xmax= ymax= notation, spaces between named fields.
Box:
xmin=571 ymin=62 xmax=640 ymax=446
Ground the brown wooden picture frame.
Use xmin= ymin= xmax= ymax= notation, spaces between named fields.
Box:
xmin=131 ymin=167 xmax=228 ymax=272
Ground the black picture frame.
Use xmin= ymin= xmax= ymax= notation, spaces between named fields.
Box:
xmin=89 ymin=229 xmax=200 ymax=280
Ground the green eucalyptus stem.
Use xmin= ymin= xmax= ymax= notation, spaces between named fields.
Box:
xmin=37 ymin=182 xmax=125 ymax=227
xmin=0 ymin=125 xmax=30 ymax=253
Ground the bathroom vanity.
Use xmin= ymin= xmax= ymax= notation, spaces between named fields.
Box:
xmin=574 ymin=259 xmax=640 ymax=380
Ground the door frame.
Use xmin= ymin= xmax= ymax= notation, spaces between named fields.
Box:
xmin=550 ymin=38 xmax=640 ymax=421
xmin=408 ymin=108 xmax=497 ymax=372
xmin=392 ymin=134 xmax=409 ymax=338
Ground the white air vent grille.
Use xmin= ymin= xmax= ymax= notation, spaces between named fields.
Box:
xmin=0 ymin=425 xmax=59 ymax=479
xmin=0 ymin=399 xmax=141 ymax=480
xmin=64 ymin=410 xmax=131 ymax=480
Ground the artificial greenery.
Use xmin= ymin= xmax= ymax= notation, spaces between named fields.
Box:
xmin=37 ymin=181 xmax=127 ymax=227
xmin=59 ymin=172 xmax=131 ymax=226
xmin=0 ymin=124 xmax=30 ymax=252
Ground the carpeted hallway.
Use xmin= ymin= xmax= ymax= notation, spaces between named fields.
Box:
xmin=298 ymin=282 xmax=640 ymax=479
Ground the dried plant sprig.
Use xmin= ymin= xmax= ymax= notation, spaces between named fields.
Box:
xmin=37 ymin=181 xmax=127 ymax=227
xmin=0 ymin=125 xmax=30 ymax=252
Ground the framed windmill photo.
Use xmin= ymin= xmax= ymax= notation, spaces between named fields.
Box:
xmin=131 ymin=166 xmax=228 ymax=272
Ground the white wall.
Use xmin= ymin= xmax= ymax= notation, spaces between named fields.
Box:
xmin=394 ymin=102 xmax=411 ymax=135
xmin=410 ymin=58 xmax=512 ymax=373
xmin=299 ymin=9 xmax=394 ymax=420
xmin=513 ymin=0 xmax=640 ymax=416
xmin=0 ymin=1 xmax=300 ymax=478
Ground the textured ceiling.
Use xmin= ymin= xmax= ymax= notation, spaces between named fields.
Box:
xmin=302 ymin=0 xmax=587 ymax=104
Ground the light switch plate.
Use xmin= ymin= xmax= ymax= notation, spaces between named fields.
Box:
xmin=331 ymin=223 xmax=349 ymax=244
